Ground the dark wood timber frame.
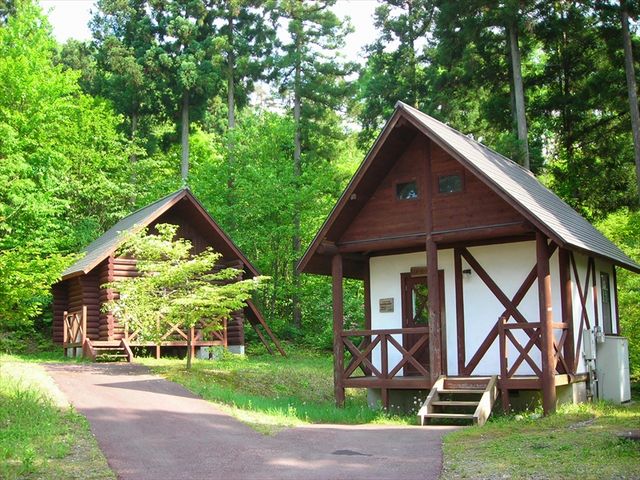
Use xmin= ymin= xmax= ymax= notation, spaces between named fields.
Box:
xmin=425 ymin=138 xmax=443 ymax=384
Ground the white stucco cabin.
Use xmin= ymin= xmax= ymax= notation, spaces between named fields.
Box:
xmin=298 ymin=102 xmax=637 ymax=419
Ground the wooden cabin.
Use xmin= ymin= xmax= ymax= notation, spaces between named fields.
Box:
xmin=298 ymin=102 xmax=637 ymax=423
xmin=53 ymin=188 xmax=283 ymax=361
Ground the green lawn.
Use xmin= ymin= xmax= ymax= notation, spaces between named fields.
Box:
xmin=441 ymin=397 xmax=640 ymax=479
xmin=138 ymin=350 xmax=415 ymax=434
xmin=0 ymin=354 xmax=114 ymax=480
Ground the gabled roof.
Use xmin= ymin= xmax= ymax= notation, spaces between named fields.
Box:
xmin=61 ymin=188 xmax=259 ymax=281
xmin=298 ymin=102 xmax=639 ymax=274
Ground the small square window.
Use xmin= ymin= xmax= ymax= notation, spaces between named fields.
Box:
xmin=438 ymin=174 xmax=463 ymax=194
xmin=396 ymin=181 xmax=419 ymax=200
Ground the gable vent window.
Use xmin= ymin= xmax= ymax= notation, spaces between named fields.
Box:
xmin=438 ymin=174 xmax=463 ymax=194
xmin=396 ymin=181 xmax=419 ymax=200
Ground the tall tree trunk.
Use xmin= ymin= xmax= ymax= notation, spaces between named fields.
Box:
xmin=227 ymin=11 xmax=236 ymax=132
xmin=130 ymin=109 xmax=138 ymax=206
xmin=621 ymin=0 xmax=640 ymax=202
xmin=227 ymin=12 xmax=236 ymax=230
xmin=407 ymin=0 xmax=418 ymax=107
xmin=181 ymin=90 xmax=190 ymax=183
xmin=509 ymin=21 xmax=530 ymax=170
xmin=292 ymin=35 xmax=302 ymax=330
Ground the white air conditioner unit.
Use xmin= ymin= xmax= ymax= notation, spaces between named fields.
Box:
xmin=596 ymin=336 xmax=631 ymax=404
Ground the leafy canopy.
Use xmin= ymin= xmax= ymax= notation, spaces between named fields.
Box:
xmin=104 ymin=224 xmax=266 ymax=351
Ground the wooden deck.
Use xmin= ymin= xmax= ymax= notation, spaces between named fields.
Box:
xmin=343 ymin=373 xmax=586 ymax=392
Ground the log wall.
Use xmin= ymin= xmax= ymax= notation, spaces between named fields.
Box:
xmin=52 ymin=283 xmax=67 ymax=344
xmin=63 ymin=273 xmax=101 ymax=341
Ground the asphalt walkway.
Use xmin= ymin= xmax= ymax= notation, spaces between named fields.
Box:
xmin=46 ymin=363 xmax=456 ymax=480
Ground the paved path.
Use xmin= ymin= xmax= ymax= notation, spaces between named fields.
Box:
xmin=46 ymin=363 xmax=457 ymax=480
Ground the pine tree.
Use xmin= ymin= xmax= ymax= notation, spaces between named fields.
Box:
xmin=277 ymin=0 xmax=357 ymax=329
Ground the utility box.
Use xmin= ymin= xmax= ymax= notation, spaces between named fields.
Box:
xmin=596 ymin=336 xmax=631 ymax=404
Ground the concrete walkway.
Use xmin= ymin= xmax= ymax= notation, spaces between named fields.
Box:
xmin=46 ymin=363 xmax=457 ymax=480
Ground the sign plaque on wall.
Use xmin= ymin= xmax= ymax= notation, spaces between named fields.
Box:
xmin=379 ymin=298 xmax=394 ymax=313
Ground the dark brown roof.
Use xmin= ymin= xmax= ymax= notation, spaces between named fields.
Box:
xmin=298 ymin=102 xmax=639 ymax=275
xmin=61 ymin=188 xmax=259 ymax=280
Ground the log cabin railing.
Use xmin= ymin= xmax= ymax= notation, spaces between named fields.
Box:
xmin=498 ymin=316 xmax=570 ymax=387
xmin=63 ymin=306 xmax=87 ymax=349
xmin=124 ymin=317 xmax=228 ymax=349
xmin=341 ymin=327 xmax=430 ymax=381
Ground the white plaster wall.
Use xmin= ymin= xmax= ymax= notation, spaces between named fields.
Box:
xmin=369 ymin=251 xmax=455 ymax=376
xmin=368 ymin=241 xmax=569 ymax=377
xmin=571 ymin=252 xmax=596 ymax=374
xmin=571 ymin=255 xmax=618 ymax=374
xmin=462 ymin=241 xmax=549 ymax=376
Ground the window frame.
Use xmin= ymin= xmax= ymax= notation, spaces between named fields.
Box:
xmin=436 ymin=171 xmax=465 ymax=195
xmin=394 ymin=179 xmax=420 ymax=201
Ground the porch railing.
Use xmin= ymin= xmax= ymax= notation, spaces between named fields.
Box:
xmin=498 ymin=316 xmax=570 ymax=388
xmin=62 ymin=306 xmax=87 ymax=357
xmin=124 ymin=318 xmax=228 ymax=348
xmin=341 ymin=327 xmax=430 ymax=381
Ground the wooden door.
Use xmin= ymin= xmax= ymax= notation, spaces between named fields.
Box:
xmin=401 ymin=270 xmax=445 ymax=376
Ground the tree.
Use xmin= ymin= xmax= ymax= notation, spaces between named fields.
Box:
xmin=619 ymin=0 xmax=640 ymax=202
xmin=146 ymin=0 xmax=224 ymax=182
xmin=358 ymin=0 xmax=435 ymax=145
xmin=105 ymin=224 xmax=265 ymax=369
xmin=277 ymin=0 xmax=357 ymax=329
xmin=0 ymin=1 xmax=132 ymax=329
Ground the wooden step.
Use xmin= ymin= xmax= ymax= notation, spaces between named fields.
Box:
xmin=92 ymin=341 xmax=122 ymax=347
xmin=431 ymin=400 xmax=479 ymax=407
xmin=419 ymin=375 xmax=498 ymax=426
xmin=423 ymin=413 xmax=475 ymax=419
xmin=444 ymin=377 xmax=491 ymax=390
xmin=438 ymin=388 xmax=485 ymax=395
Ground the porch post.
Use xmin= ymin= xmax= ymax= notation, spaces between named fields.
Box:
xmin=425 ymin=138 xmax=442 ymax=384
xmin=536 ymin=232 xmax=556 ymax=414
xmin=558 ymin=247 xmax=575 ymax=374
xmin=332 ymin=253 xmax=345 ymax=407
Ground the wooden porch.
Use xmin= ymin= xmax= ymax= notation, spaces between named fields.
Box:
xmin=63 ymin=300 xmax=285 ymax=361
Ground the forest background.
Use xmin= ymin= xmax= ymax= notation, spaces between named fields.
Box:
xmin=2 ymin=0 xmax=640 ymax=377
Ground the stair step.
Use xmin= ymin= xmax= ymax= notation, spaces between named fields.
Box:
xmin=439 ymin=388 xmax=484 ymax=394
xmin=424 ymin=413 xmax=475 ymax=419
xmin=432 ymin=400 xmax=479 ymax=407
xmin=97 ymin=354 xmax=128 ymax=358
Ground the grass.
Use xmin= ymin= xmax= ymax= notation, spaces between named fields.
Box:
xmin=441 ymin=397 xmax=640 ymax=480
xmin=139 ymin=350 xmax=417 ymax=434
xmin=0 ymin=354 xmax=115 ymax=480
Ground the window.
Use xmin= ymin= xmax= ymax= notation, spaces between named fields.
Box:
xmin=438 ymin=174 xmax=463 ymax=194
xmin=600 ymin=272 xmax=613 ymax=334
xmin=396 ymin=181 xmax=418 ymax=200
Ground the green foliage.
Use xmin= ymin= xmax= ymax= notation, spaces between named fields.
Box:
xmin=105 ymin=223 xmax=266 ymax=366
xmin=597 ymin=209 xmax=640 ymax=377
xmin=0 ymin=1 xmax=132 ymax=329
xmin=190 ymin=108 xmax=362 ymax=342
xmin=0 ymin=358 xmax=115 ymax=479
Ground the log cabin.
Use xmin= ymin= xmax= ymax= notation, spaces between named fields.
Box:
xmin=52 ymin=188 xmax=283 ymax=361
xmin=298 ymin=102 xmax=637 ymax=424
